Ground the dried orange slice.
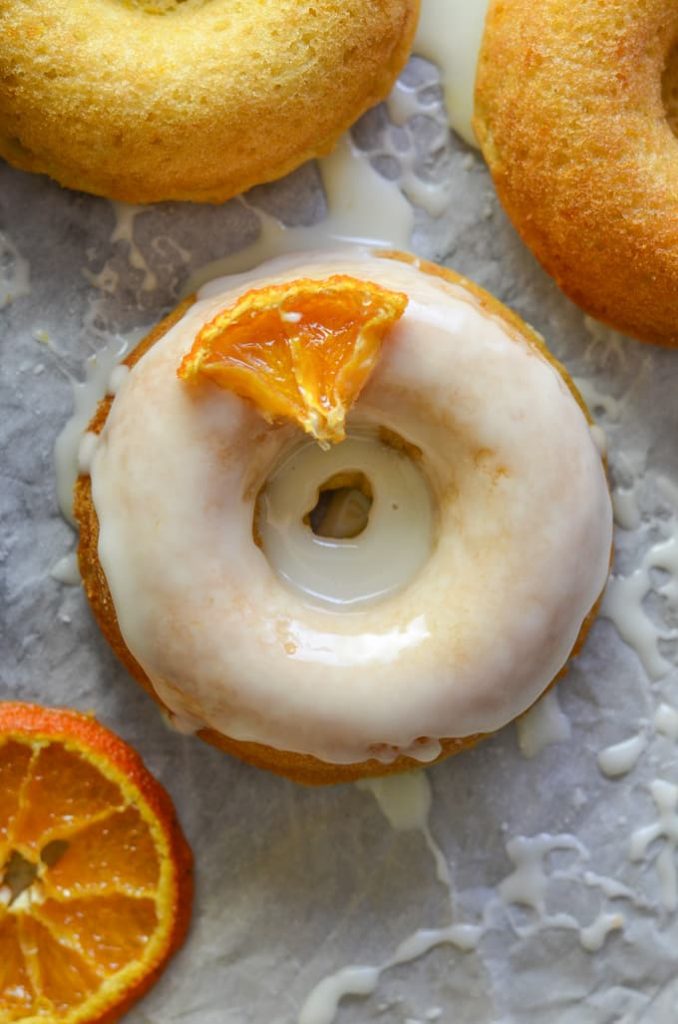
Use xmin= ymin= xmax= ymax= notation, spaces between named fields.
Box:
xmin=178 ymin=275 xmax=408 ymax=444
xmin=0 ymin=702 xmax=192 ymax=1023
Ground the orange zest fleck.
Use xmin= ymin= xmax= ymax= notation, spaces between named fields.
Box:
xmin=178 ymin=275 xmax=408 ymax=444
xmin=0 ymin=701 xmax=193 ymax=1024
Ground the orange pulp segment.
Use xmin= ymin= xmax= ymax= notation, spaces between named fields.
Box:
xmin=178 ymin=275 xmax=408 ymax=444
xmin=0 ymin=702 xmax=193 ymax=1024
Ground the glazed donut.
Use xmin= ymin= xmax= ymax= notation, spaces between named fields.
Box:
xmin=474 ymin=0 xmax=678 ymax=347
xmin=74 ymin=249 xmax=612 ymax=785
xmin=0 ymin=0 xmax=418 ymax=203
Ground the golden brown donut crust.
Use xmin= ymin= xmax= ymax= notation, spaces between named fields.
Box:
xmin=474 ymin=0 xmax=678 ymax=347
xmin=0 ymin=0 xmax=419 ymax=204
xmin=74 ymin=252 xmax=610 ymax=785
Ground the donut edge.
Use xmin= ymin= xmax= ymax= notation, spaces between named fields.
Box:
xmin=473 ymin=0 xmax=678 ymax=348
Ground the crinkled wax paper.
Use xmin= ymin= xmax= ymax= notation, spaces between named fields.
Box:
xmin=2 ymin=55 xmax=678 ymax=1024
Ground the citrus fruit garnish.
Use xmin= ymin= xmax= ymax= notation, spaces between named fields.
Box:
xmin=178 ymin=275 xmax=408 ymax=445
xmin=0 ymin=702 xmax=192 ymax=1023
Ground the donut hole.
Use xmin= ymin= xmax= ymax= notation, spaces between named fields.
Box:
xmin=256 ymin=432 xmax=434 ymax=608
xmin=304 ymin=471 xmax=373 ymax=540
xmin=662 ymin=44 xmax=678 ymax=138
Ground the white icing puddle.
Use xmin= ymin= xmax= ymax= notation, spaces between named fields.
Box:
xmin=499 ymin=834 xmax=586 ymax=930
xmin=498 ymin=834 xmax=625 ymax=950
xmin=187 ymin=137 xmax=413 ymax=291
xmin=630 ymin=780 xmax=678 ymax=911
xmin=110 ymin=203 xmax=158 ymax=292
xmin=655 ymin=703 xmax=678 ymax=741
xmin=54 ymin=334 xmax=131 ymax=526
xmin=49 ymin=552 xmax=80 ymax=586
xmin=384 ymin=76 xmax=456 ymax=217
xmin=613 ymin=482 xmax=643 ymax=531
xmin=414 ymin=0 xmax=490 ymax=147
xmin=299 ymin=773 xmax=635 ymax=1023
xmin=516 ymin=690 xmax=571 ymax=759
xmin=602 ymin=480 xmax=678 ymax=679
xmin=299 ymin=772 xmax=480 ymax=1024
xmin=597 ymin=734 xmax=646 ymax=779
xmin=358 ymin=773 xmax=450 ymax=886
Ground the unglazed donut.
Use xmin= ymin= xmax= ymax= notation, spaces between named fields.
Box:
xmin=474 ymin=0 xmax=678 ymax=347
xmin=74 ymin=249 xmax=612 ymax=785
xmin=0 ymin=0 xmax=418 ymax=203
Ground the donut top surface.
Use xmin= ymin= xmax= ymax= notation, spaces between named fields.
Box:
xmin=88 ymin=250 xmax=612 ymax=765
xmin=0 ymin=0 xmax=419 ymax=202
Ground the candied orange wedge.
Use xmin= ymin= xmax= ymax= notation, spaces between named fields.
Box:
xmin=178 ymin=275 xmax=408 ymax=444
xmin=0 ymin=702 xmax=192 ymax=1024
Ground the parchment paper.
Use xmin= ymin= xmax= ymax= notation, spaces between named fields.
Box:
xmin=2 ymin=55 xmax=678 ymax=1024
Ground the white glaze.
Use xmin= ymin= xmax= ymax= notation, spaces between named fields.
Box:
xmin=298 ymin=967 xmax=381 ymax=1024
xmin=259 ymin=432 xmax=434 ymax=610
xmin=385 ymin=78 xmax=455 ymax=217
xmin=597 ymin=735 xmax=646 ymax=779
xmin=581 ymin=870 xmax=639 ymax=903
xmin=50 ymin=552 xmax=81 ymax=587
xmin=392 ymin=923 xmax=482 ymax=959
xmin=499 ymin=834 xmax=586 ymax=924
xmin=358 ymin=772 xmax=450 ymax=886
xmin=54 ymin=335 xmax=130 ymax=525
xmin=578 ymin=912 xmax=625 ymax=952
xmin=630 ymin=779 xmax=678 ymax=910
xmin=612 ymin=484 xmax=642 ymax=531
xmin=497 ymin=833 xmax=623 ymax=950
xmin=77 ymin=431 xmax=99 ymax=475
xmin=111 ymin=203 xmax=157 ymax=292
xmin=358 ymin=771 xmax=433 ymax=831
xmin=602 ymin=517 xmax=678 ymax=680
xmin=386 ymin=78 xmax=424 ymax=126
xmin=187 ymin=137 xmax=413 ymax=291
xmin=516 ymin=690 xmax=571 ymax=759
xmin=573 ymin=375 xmax=623 ymax=424
xmin=298 ymin=772 xmax=479 ymax=1024
xmin=305 ymin=790 xmax=630 ymax=1024
xmin=414 ymin=0 xmax=491 ymax=147
xmin=107 ymin=364 xmax=130 ymax=396
xmin=602 ymin=569 xmax=670 ymax=680
xmin=655 ymin=703 xmax=678 ymax=741
xmin=90 ymin=249 xmax=612 ymax=764
xmin=583 ymin=317 xmax=632 ymax=371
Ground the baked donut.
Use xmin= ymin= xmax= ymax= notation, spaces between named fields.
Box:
xmin=74 ymin=249 xmax=612 ymax=785
xmin=474 ymin=0 xmax=678 ymax=347
xmin=0 ymin=0 xmax=418 ymax=203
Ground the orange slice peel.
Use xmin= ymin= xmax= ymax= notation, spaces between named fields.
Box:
xmin=178 ymin=275 xmax=408 ymax=445
xmin=0 ymin=701 xmax=193 ymax=1024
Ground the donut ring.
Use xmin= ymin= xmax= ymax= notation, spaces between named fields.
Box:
xmin=74 ymin=250 xmax=612 ymax=785
xmin=0 ymin=0 xmax=418 ymax=203
xmin=474 ymin=0 xmax=678 ymax=346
